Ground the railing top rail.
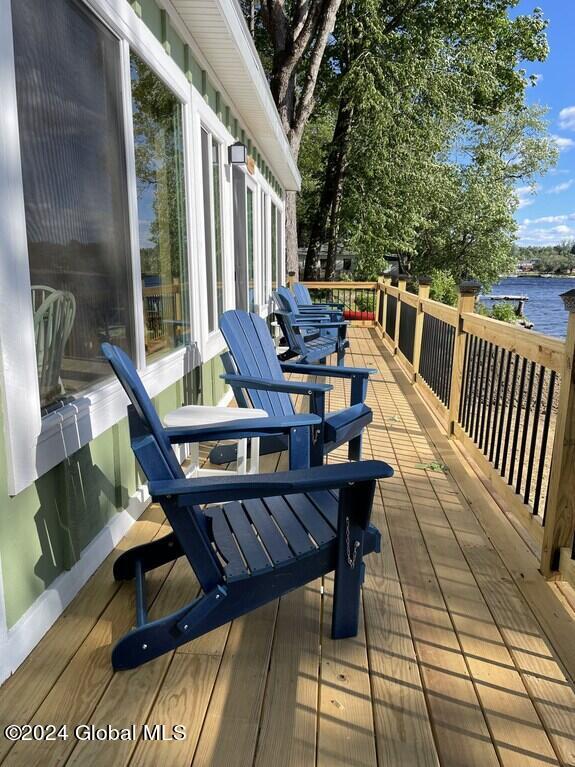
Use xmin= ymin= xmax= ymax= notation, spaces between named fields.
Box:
xmin=400 ymin=291 xmax=418 ymax=308
xmin=300 ymin=281 xmax=378 ymax=289
xmin=420 ymin=297 xmax=458 ymax=326
xmin=462 ymin=311 xmax=565 ymax=372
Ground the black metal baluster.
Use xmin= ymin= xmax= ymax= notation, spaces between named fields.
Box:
xmin=462 ymin=335 xmax=478 ymax=431
xmin=495 ymin=350 xmax=512 ymax=470
xmin=501 ymin=354 xmax=519 ymax=476
xmin=482 ymin=345 xmax=499 ymax=454
xmin=489 ymin=346 xmax=507 ymax=463
xmin=533 ymin=370 xmax=556 ymax=517
xmin=472 ymin=340 xmax=487 ymax=443
xmin=524 ymin=365 xmax=545 ymax=507
xmin=478 ymin=343 xmax=493 ymax=450
xmin=516 ymin=360 xmax=536 ymax=496
xmin=459 ymin=333 xmax=472 ymax=423
xmin=508 ymin=357 xmax=528 ymax=486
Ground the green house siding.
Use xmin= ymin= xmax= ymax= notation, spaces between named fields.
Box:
xmin=0 ymin=359 xmax=227 ymax=629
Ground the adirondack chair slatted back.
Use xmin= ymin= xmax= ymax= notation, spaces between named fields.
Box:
xmin=277 ymin=285 xmax=300 ymax=314
xmin=101 ymin=343 xmax=185 ymax=480
xmin=293 ymin=283 xmax=312 ymax=305
xmin=32 ymin=285 xmax=76 ymax=404
xmin=219 ymin=311 xmax=295 ymax=417
xmin=272 ymin=290 xmax=306 ymax=356
xmin=101 ymin=343 xmax=224 ymax=589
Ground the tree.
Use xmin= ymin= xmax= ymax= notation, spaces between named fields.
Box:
xmin=297 ymin=0 xmax=551 ymax=280
xmin=411 ymin=106 xmax=557 ymax=286
xmin=244 ymin=0 xmax=346 ymax=274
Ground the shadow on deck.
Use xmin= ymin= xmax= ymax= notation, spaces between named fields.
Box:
xmin=1 ymin=328 xmax=575 ymax=767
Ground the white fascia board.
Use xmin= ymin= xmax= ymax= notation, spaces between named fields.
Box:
xmin=169 ymin=0 xmax=301 ymax=191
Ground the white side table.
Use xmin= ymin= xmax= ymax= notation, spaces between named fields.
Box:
xmin=163 ymin=405 xmax=268 ymax=477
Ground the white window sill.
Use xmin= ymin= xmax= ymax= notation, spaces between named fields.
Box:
xmin=15 ymin=344 xmax=200 ymax=495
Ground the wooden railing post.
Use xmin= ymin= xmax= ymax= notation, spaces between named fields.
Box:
xmin=447 ymin=280 xmax=481 ymax=436
xmin=541 ymin=289 xmax=575 ymax=577
xmin=287 ymin=271 xmax=296 ymax=289
xmin=394 ymin=274 xmax=408 ymax=354
xmin=412 ymin=276 xmax=431 ymax=383
xmin=382 ymin=277 xmax=391 ymax=337
xmin=375 ymin=276 xmax=385 ymax=329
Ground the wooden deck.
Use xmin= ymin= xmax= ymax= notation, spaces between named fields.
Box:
xmin=1 ymin=328 xmax=575 ymax=767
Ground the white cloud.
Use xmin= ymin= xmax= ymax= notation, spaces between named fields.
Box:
xmin=547 ymin=179 xmax=574 ymax=194
xmin=559 ymin=106 xmax=575 ymax=131
xmin=522 ymin=212 xmax=575 ymax=226
xmin=516 ymin=185 xmax=538 ymax=209
xmin=517 ymin=213 xmax=575 ymax=245
xmin=550 ymin=134 xmax=575 ymax=151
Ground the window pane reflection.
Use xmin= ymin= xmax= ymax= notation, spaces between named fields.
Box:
xmin=247 ymin=188 xmax=255 ymax=312
xmin=12 ymin=0 xmax=134 ymax=412
xmin=131 ymin=53 xmax=189 ymax=360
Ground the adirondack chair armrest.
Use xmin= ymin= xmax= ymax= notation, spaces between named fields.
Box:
xmin=164 ymin=414 xmax=322 ymax=444
xmin=149 ymin=460 xmax=394 ymax=507
xmin=280 ymin=362 xmax=376 ymax=406
xmin=279 ymin=363 xmax=375 ymax=379
xmin=291 ymin=318 xmax=349 ymax=328
xmin=221 ymin=373 xmax=333 ymax=395
xmin=300 ymin=302 xmax=345 ymax=310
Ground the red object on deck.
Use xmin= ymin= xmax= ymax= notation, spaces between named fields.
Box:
xmin=343 ymin=310 xmax=375 ymax=321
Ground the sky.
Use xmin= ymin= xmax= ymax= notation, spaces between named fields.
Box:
xmin=512 ymin=0 xmax=575 ymax=247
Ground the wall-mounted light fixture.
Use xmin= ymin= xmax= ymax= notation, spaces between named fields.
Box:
xmin=228 ymin=141 xmax=247 ymax=165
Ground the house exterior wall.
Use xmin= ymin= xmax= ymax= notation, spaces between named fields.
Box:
xmin=0 ymin=0 xmax=290 ymax=680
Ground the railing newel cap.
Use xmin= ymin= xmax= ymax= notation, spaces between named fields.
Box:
xmin=458 ymin=279 xmax=481 ymax=296
xmin=398 ymin=273 xmax=410 ymax=282
xmin=560 ymin=288 xmax=575 ymax=313
xmin=417 ymin=276 xmax=432 ymax=286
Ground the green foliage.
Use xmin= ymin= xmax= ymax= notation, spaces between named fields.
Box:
xmin=429 ymin=270 xmax=459 ymax=306
xmin=490 ymin=302 xmax=520 ymax=323
xmin=354 ymin=292 xmax=375 ymax=312
xmin=515 ymin=240 xmax=575 ymax=274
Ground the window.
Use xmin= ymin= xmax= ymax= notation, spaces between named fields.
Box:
xmin=201 ymin=129 xmax=224 ymax=332
xmin=131 ymin=53 xmax=189 ymax=361
xmin=246 ymin=187 xmax=255 ymax=312
xmin=12 ymin=0 xmax=134 ymax=412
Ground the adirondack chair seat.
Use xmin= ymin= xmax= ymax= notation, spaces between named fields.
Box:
xmin=203 ymin=488 xmax=381 ymax=581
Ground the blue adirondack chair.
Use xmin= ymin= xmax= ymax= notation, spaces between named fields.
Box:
xmin=273 ymin=288 xmax=349 ymax=365
xmin=212 ymin=309 xmax=374 ymax=468
xmin=293 ymin=282 xmax=345 ymax=313
xmin=101 ymin=342 xmax=392 ymax=670
xmin=277 ymin=285 xmax=344 ymax=325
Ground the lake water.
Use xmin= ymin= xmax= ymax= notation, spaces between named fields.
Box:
xmin=480 ymin=276 xmax=574 ymax=338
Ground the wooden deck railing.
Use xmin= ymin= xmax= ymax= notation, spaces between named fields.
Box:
xmin=301 ymin=281 xmax=378 ymax=324
xmin=301 ymin=276 xmax=575 ymax=582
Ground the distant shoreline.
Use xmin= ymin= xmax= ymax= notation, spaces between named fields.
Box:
xmin=511 ymin=273 xmax=575 ymax=279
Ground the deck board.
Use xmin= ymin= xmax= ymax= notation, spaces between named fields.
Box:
xmin=1 ymin=328 xmax=575 ymax=767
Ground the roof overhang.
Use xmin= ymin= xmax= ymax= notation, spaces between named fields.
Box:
xmin=169 ymin=0 xmax=301 ymax=192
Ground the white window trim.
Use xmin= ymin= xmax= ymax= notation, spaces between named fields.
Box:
xmin=196 ymin=105 xmax=235 ymax=361
xmin=0 ymin=0 xmax=200 ymax=496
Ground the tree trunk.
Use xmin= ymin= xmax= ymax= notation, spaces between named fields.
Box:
xmin=257 ymin=0 xmax=344 ymax=282
xmin=304 ymin=99 xmax=353 ymax=280
xmin=284 ymin=191 xmax=299 ymax=276
xmin=324 ymin=155 xmax=347 ymax=280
